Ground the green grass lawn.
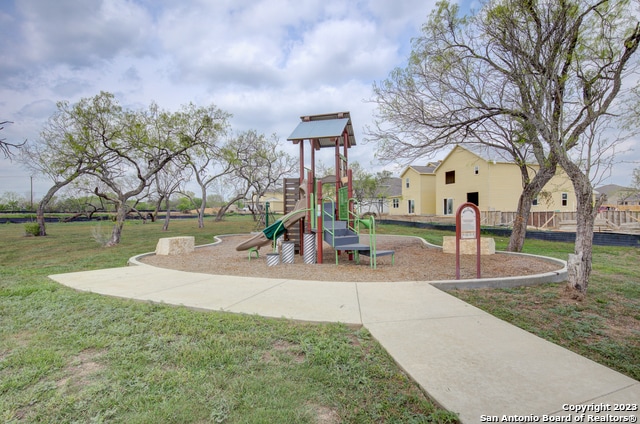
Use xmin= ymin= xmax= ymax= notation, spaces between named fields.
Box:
xmin=379 ymin=224 xmax=640 ymax=381
xmin=0 ymin=217 xmax=458 ymax=423
xmin=2 ymin=217 xmax=638 ymax=423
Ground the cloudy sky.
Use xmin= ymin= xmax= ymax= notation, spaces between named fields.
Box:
xmin=0 ymin=0 xmax=637 ymax=201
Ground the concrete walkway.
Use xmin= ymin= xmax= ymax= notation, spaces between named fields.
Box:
xmin=50 ymin=262 xmax=640 ymax=423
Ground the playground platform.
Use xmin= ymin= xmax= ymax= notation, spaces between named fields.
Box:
xmin=49 ymin=257 xmax=639 ymax=423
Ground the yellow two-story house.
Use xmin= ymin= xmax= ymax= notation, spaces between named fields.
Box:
xmin=390 ymin=162 xmax=439 ymax=215
xmin=390 ymin=145 xmax=577 ymax=216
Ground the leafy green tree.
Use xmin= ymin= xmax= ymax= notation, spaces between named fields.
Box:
xmin=0 ymin=191 xmax=27 ymax=212
xmin=179 ymin=115 xmax=233 ymax=228
xmin=152 ymin=161 xmax=191 ymax=230
xmin=20 ymin=93 xmax=120 ymax=235
xmin=23 ymin=92 xmax=229 ymax=244
xmin=176 ymin=196 xmax=201 ymax=213
xmin=89 ymin=99 xmax=228 ymax=245
xmin=216 ymin=131 xmax=296 ymax=221
xmin=350 ymin=163 xmax=393 ymax=216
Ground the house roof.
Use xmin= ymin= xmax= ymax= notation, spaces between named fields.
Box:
xmin=595 ymin=184 xmax=629 ymax=196
xmin=386 ymin=177 xmax=402 ymax=197
xmin=399 ymin=162 xmax=439 ymax=178
xmin=287 ymin=112 xmax=356 ymax=148
xmin=596 ymin=184 xmax=640 ymax=201
xmin=412 ymin=164 xmax=439 ymax=174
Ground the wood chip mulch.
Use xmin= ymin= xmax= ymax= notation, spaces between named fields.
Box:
xmin=139 ymin=235 xmax=562 ymax=283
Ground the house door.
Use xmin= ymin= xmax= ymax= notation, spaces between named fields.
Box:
xmin=467 ymin=192 xmax=479 ymax=206
xmin=443 ymin=198 xmax=453 ymax=215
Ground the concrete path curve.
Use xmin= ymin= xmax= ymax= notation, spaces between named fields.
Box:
xmin=50 ymin=258 xmax=639 ymax=423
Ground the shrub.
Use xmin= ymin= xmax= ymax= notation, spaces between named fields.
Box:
xmin=24 ymin=222 xmax=41 ymax=237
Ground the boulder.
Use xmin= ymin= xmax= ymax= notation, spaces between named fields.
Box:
xmin=155 ymin=236 xmax=195 ymax=256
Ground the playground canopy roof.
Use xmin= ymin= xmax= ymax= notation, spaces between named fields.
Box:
xmin=287 ymin=111 xmax=356 ymax=148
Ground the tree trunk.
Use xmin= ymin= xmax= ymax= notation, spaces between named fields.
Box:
xmin=566 ymin=176 xmax=598 ymax=297
xmin=153 ymin=194 xmax=165 ymax=223
xmin=197 ymin=192 xmax=206 ymax=229
xmin=62 ymin=212 xmax=84 ymax=223
xmin=106 ymin=202 xmax=127 ymax=247
xmin=36 ymin=182 xmax=69 ymax=236
xmin=508 ymin=194 xmax=532 ymax=252
xmin=507 ymin=162 xmax=556 ymax=252
xmin=215 ymin=194 xmax=244 ymax=222
xmin=36 ymin=202 xmax=48 ymax=236
xmin=163 ymin=198 xmax=171 ymax=231
xmin=215 ymin=204 xmax=232 ymax=222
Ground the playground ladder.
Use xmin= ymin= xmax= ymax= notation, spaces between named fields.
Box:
xmin=283 ymin=177 xmax=302 ymax=250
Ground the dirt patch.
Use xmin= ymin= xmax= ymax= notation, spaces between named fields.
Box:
xmin=307 ymin=403 xmax=341 ymax=424
xmin=56 ymin=348 xmax=105 ymax=393
xmin=139 ymin=235 xmax=561 ymax=282
xmin=262 ymin=340 xmax=306 ymax=364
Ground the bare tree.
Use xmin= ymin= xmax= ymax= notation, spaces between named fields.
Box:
xmin=0 ymin=121 xmax=25 ymax=159
xmin=368 ymin=2 xmax=557 ymax=253
xmin=368 ymin=0 xmax=640 ymax=296
xmin=620 ymin=167 xmax=640 ymax=201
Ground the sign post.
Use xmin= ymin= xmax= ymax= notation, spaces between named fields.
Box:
xmin=455 ymin=202 xmax=481 ymax=280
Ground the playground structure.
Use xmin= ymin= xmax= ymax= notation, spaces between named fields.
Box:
xmin=236 ymin=112 xmax=394 ymax=268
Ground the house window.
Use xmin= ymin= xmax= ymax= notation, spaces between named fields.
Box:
xmin=443 ymin=198 xmax=454 ymax=215
xmin=405 ymin=177 xmax=410 ymax=188
xmin=532 ymin=197 xmax=538 ymax=206
xmin=562 ymin=193 xmax=568 ymax=206
xmin=445 ymin=171 xmax=455 ymax=184
xmin=474 ymin=166 xmax=479 ymax=175
xmin=392 ymin=198 xmax=399 ymax=209
xmin=408 ymin=200 xmax=415 ymax=214
xmin=467 ymin=192 xmax=479 ymax=206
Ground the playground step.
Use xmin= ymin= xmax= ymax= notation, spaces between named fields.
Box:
xmin=323 ymin=218 xmax=346 ymax=229
xmin=335 ymin=244 xmax=395 ymax=258
xmin=357 ymin=249 xmax=395 ymax=258
xmin=333 ymin=243 xmax=371 ymax=251
xmin=323 ymin=220 xmax=360 ymax=247
xmin=325 ymin=233 xmax=359 ymax=246
xmin=322 ymin=218 xmax=395 ymax=268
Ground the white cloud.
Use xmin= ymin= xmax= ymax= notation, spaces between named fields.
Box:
xmin=16 ymin=0 xmax=153 ymax=67
xmin=17 ymin=99 xmax=57 ymax=119
xmin=0 ymin=0 xmax=637 ymax=199
xmin=284 ymin=18 xmax=398 ymax=86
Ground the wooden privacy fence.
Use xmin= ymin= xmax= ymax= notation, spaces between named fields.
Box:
xmin=480 ymin=210 xmax=640 ymax=230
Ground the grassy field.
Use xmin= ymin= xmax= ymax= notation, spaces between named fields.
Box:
xmin=2 ymin=217 xmax=638 ymax=423
xmin=378 ymin=224 xmax=640 ymax=381
xmin=0 ymin=217 xmax=458 ymax=424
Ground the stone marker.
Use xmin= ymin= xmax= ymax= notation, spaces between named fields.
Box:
xmin=442 ymin=236 xmax=495 ymax=255
xmin=155 ymin=236 xmax=195 ymax=256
